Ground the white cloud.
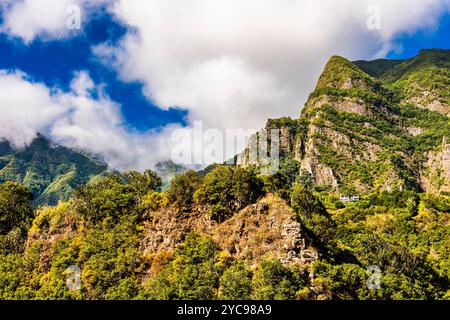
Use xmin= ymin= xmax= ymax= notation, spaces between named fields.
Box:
xmin=0 ymin=0 xmax=110 ymax=43
xmin=0 ymin=70 xmax=65 ymax=147
xmin=98 ymin=0 xmax=450 ymax=133
xmin=1 ymin=0 xmax=449 ymax=170
xmin=0 ymin=70 xmax=178 ymax=171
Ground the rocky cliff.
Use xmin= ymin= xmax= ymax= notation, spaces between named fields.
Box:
xmin=238 ymin=49 xmax=450 ymax=195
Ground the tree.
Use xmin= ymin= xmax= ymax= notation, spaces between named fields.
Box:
xmin=140 ymin=190 xmax=169 ymax=212
xmin=0 ymin=182 xmax=34 ymax=253
xmin=195 ymin=166 xmax=263 ymax=222
xmin=74 ymin=175 xmax=138 ymax=223
xmin=73 ymin=170 xmax=162 ymax=223
xmin=0 ymin=182 xmax=34 ymax=235
xmin=290 ymin=183 xmax=335 ymax=244
xmin=219 ymin=262 xmax=253 ymax=300
xmin=263 ymin=159 xmax=300 ymax=199
xmin=142 ymin=232 xmax=219 ymax=300
xmin=166 ymin=170 xmax=202 ymax=210
xmin=120 ymin=170 xmax=162 ymax=197
xmin=252 ymin=259 xmax=305 ymax=300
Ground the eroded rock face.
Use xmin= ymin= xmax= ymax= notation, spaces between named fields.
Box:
xmin=300 ymin=156 xmax=338 ymax=190
xmin=425 ymin=100 xmax=449 ymax=116
xmin=404 ymin=94 xmax=450 ymax=116
xmin=421 ymin=141 xmax=450 ymax=193
xmin=141 ymin=195 xmax=316 ymax=266
xmin=280 ymin=219 xmax=318 ymax=265
xmin=236 ymin=126 xmax=292 ymax=167
xmin=306 ymin=95 xmax=374 ymax=117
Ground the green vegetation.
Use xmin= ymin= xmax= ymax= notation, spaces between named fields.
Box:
xmin=0 ymin=182 xmax=33 ymax=254
xmin=167 ymin=170 xmax=202 ymax=211
xmin=0 ymin=50 xmax=449 ymax=300
xmin=0 ymin=164 xmax=449 ymax=300
xmin=195 ymin=166 xmax=264 ymax=222
xmin=0 ymin=135 xmax=106 ymax=206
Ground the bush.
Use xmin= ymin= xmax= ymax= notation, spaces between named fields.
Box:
xmin=252 ymin=259 xmax=306 ymax=300
xmin=290 ymin=183 xmax=335 ymax=244
xmin=195 ymin=166 xmax=264 ymax=222
xmin=219 ymin=262 xmax=253 ymax=300
xmin=166 ymin=170 xmax=202 ymax=210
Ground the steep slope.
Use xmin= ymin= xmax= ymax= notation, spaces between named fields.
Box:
xmin=239 ymin=51 xmax=450 ymax=195
xmin=356 ymin=49 xmax=450 ymax=115
xmin=141 ymin=194 xmax=317 ymax=266
xmin=0 ymin=135 xmax=107 ymax=206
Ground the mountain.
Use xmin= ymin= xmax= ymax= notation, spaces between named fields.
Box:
xmin=1 ymin=50 xmax=449 ymax=301
xmin=238 ymin=49 xmax=450 ymax=195
xmin=0 ymin=134 xmax=107 ymax=206
xmin=355 ymin=49 xmax=450 ymax=115
xmin=154 ymin=160 xmax=188 ymax=190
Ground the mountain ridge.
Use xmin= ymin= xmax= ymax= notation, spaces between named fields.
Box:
xmin=238 ymin=49 xmax=450 ymax=195
xmin=0 ymin=134 xmax=107 ymax=206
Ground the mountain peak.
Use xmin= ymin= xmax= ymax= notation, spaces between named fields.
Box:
xmin=315 ymin=55 xmax=374 ymax=90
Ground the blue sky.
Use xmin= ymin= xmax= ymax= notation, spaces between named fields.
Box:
xmin=387 ymin=13 xmax=450 ymax=59
xmin=0 ymin=7 xmax=447 ymax=133
xmin=0 ymin=9 xmax=187 ymax=133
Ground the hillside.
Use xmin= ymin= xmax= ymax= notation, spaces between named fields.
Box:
xmin=0 ymin=135 xmax=107 ymax=206
xmin=0 ymin=50 xmax=449 ymax=301
xmin=355 ymin=49 xmax=450 ymax=115
xmin=238 ymin=49 xmax=450 ymax=195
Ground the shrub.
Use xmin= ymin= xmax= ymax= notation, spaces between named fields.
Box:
xmin=195 ymin=166 xmax=264 ymax=222
xmin=219 ymin=262 xmax=253 ymax=300
xmin=252 ymin=259 xmax=306 ymax=300
xmin=166 ymin=170 xmax=202 ymax=210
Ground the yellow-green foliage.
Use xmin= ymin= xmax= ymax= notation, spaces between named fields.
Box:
xmin=141 ymin=191 xmax=169 ymax=212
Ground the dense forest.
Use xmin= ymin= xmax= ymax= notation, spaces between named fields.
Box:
xmin=0 ymin=165 xmax=449 ymax=299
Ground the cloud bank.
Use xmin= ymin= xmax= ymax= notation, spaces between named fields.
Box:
xmin=0 ymin=70 xmax=177 ymax=170
xmin=0 ymin=0 xmax=449 ymax=170
xmin=98 ymin=0 xmax=449 ymax=132
xmin=0 ymin=0 xmax=111 ymax=42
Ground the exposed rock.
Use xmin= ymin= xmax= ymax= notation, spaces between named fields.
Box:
xmin=421 ymin=141 xmax=450 ymax=193
xmin=141 ymin=195 xmax=316 ymax=267
xmin=280 ymin=218 xmax=319 ymax=265
xmin=404 ymin=126 xmax=425 ymax=136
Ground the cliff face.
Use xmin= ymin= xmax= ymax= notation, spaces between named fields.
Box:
xmin=421 ymin=139 xmax=450 ymax=194
xmin=141 ymin=194 xmax=317 ymax=267
xmin=239 ymin=50 xmax=450 ymax=195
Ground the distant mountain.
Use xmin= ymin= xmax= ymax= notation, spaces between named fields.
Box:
xmin=0 ymin=134 xmax=107 ymax=206
xmin=154 ymin=160 xmax=188 ymax=190
xmin=238 ymin=49 xmax=450 ymax=195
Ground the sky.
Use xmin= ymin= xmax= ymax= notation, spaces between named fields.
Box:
xmin=0 ymin=0 xmax=448 ymax=171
